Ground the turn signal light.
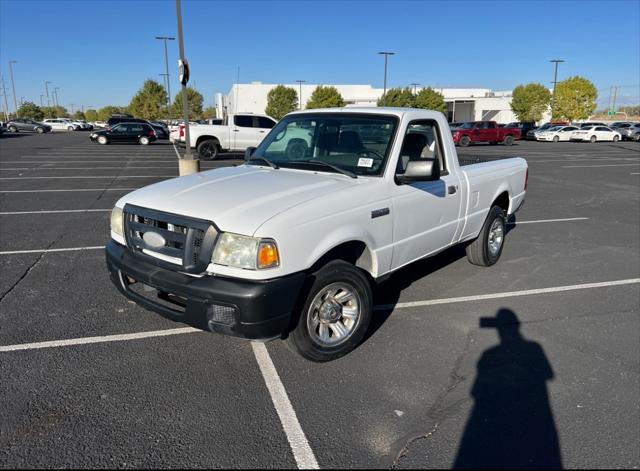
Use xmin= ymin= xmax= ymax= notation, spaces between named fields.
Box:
xmin=257 ymin=241 xmax=279 ymax=269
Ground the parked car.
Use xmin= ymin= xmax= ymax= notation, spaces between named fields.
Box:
xmin=106 ymin=116 xmax=152 ymax=129
xmin=534 ymin=125 xmax=579 ymax=142
xmin=451 ymin=121 xmax=521 ymax=147
xmin=502 ymin=122 xmax=537 ymax=140
xmin=90 ymin=122 xmax=157 ymax=145
xmin=42 ymin=118 xmax=79 ymax=131
xmin=150 ymin=123 xmax=169 ymax=139
xmin=92 ymin=121 xmax=107 ymax=128
xmin=610 ymin=122 xmax=638 ymax=140
xmin=608 ymin=121 xmax=631 ymax=128
xmin=6 ymin=118 xmax=52 ymax=133
xmin=628 ymin=123 xmax=640 ymax=141
xmin=578 ymin=122 xmax=606 ymax=128
xmin=183 ymin=113 xmax=277 ymax=159
xmin=570 ymin=126 xmax=621 ymax=143
xmin=105 ymin=107 xmax=528 ymax=361
xmin=75 ymin=120 xmax=94 ymax=131
xmin=526 ymin=122 xmax=555 ymax=140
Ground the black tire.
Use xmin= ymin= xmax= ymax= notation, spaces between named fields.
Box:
xmin=613 ymin=135 xmax=620 ymax=142
xmin=197 ymin=139 xmax=220 ymax=160
xmin=466 ymin=205 xmax=506 ymax=267
xmin=503 ymin=135 xmax=515 ymax=146
xmin=553 ymin=135 xmax=559 ymax=143
xmin=459 ymin=136 xmax=471 ymax=147
xmin=590 ymin=135 xmax=596 ymax=143
xmin=286 ymin=260 xmax=373 ymax=362
xmin=8 ymin=126 xmax=17 ymax=133
xmin=36 ymin=127 xmax=44 ymax=134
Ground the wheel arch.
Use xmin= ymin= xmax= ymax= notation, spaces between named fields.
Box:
xmin=195 ymin=134 xmax=220 ymax=148
xmin=308 ymin=239 xmax=377 ymax=280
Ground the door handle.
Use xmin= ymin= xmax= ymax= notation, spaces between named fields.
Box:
xmin=448 ymin=185 xmax=458 ymax=195
xmin=259 ymin=131 xmax=265 ymax=133
xmin=233 ymin=129 xmax=239 ymax=132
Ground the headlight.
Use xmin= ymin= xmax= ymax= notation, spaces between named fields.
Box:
xmin=212 ymin=233 xmax=279 ymax=270
xmin=110 ymin=206 xmax=124 ymax=237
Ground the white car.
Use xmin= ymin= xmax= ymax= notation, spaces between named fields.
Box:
xmin=106 ymin=107 xmax=528 ymax=361
xmin=42 ymin=118 xmax=79 ymax=131
xmin=93 ymin=121 xmax=107 ymax=128
xmin=535 ymin=125 xmax=579 ymax=142
xmin=570 ymin=125 xmax=622 ymax=143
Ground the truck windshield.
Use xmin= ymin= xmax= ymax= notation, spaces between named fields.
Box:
xmin=251 ymin=113 xmax=398 ymax=176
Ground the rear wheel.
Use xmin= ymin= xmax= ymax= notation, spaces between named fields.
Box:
xmin=590 ymin=135 xmax=597 ymax=143
xmin=459 ymin=136 xmax=471 ymax=147
xmin=197 ymin=139 xmax=220 ymax=160
xmin=466 ymin=205 xmax=506 ymax=267
xmin=553 ymin=135 xmax=559 ymax=143
xmin=139 ymin=136 xmax=150 ymax=145
xmin=286 ymin=260 xmax=373 ymax=362
xmin=97 ymin=135 xmax=108 ymax=145
xmin=503 ymin=135 xmax=515 ymax=146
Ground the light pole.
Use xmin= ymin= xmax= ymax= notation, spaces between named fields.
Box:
xmin=155 ymin=35 xmax=175 ymax=117
xmin=40 ymin=94 xmax=44 ymax=107
xmin=295 ymin=80 xmax=306 ymax=109
xmin=550 ymin=59 xmax=564 ymax=120
xmin=70 ymin=103 xmax=75 ymax=114
xmin=378 ymin=51 xmax=395 ymax=99
xmin=8 ymin=60 xmax=18 ymax=115
xmin=54 ymin=87 xmax=60 ymax=107
xmin=410 ymin=82 xmax=420 ymax=95
xmin=175 ymin=0 xmax=198 ymax=175
xmin=44 ymin=81 xmax=52 ymax=107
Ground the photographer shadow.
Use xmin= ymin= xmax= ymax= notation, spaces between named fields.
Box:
xmin=454 ymin=308 xmax=562 ymax=469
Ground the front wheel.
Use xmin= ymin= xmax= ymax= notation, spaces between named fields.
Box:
xmin=613 ymin=135 xmax=620 ymax=142
xmin=466 ymin=205 xmax=506 ymax=267
xmin=97 ymin=135 xmax=108 ymax=145
xmin=8 ymin=126 xmax=18 ymax=133
xmin=590 ymin=135 xmax=597 ymax=143
xmin=503 ymin=135 xmax=515 ymax=146
xmin=459 ymin=136 xmax=471 ymax=147
xmin=67 ymin=126 xmax=74 ymax=131
xmin=553 ymin=135 xmax=559 ymax=143
xmin=139 ymin=136 xmax=150 ymax=145
xmin=286 ymin=260 xmax=373 ymax=362
xmin=36 ymin=127 xmax=44 ymax=134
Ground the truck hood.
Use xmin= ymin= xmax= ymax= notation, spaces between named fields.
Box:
xmin=117 ymin=165 xmax=360 ymax=235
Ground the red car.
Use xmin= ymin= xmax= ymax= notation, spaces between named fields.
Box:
xmin=452 ymin=121 xmax=521 ymax=147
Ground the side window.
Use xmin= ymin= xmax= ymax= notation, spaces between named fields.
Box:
xmin=397 ymin=120 xmax=446 ymax=176
xmin=257 ymin=117 xmax=276 ymax=129
xmin=234 ymin=115 xmax=252 ymax=127
xmin=112 ymin=125 xmax=125 ymax=133
xmin=129 ymin=125 xmax=144 ymax=133
xmin=595 ymin=126 xmax=608 ymax=132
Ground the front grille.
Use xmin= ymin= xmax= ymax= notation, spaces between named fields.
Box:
xmin=123 ymin=204 xmax=218 ymax=274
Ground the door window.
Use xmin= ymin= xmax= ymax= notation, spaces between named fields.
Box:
xmin=234 ymin=115 xmax=252 ymax=127
xmin=257 ymin=117 xmax=276 ymax=129
xmin=129 ymin=124 xmax=144 ymax=133
xmin=397 ymin=121 xmax=445 ymax=175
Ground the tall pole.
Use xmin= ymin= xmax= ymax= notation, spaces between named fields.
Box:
xmin=378 ymin=51 xmax=395 ymax=99
xmin=1 ymin=75 xmax=10 ymax=120
xmin=175 ymin=0 xmax=198 ymax=175
xmin=40 ymin=94 xmax=44 ymax=107
xmin=156 ymin=36 xmax=175 ymax=118
xmin=550 ymin=59 xmax=564 ymax=120
xmin=410 ymin=82 xmax=420 ymax=95
xmin=296 ymin=79 xmax=306 ymax=110
xmin=54 ymin=87 xmax=60 ymax=107
xmin=70 ymin=103 xmax=75 ymax=114
xmin=45 ymin=81 xmax=51 ymax=107
xmin=8 ymin=60 xmax=18 ymax=115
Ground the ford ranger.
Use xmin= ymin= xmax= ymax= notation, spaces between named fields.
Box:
xmin=106 ymin=108 xmax=528 ymax=362
xmin=452 ymin=121 xmax=521 ymax=146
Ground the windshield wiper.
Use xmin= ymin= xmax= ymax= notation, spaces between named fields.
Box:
xmin=288 ymin=160 xmax=357 ymax=179
xmin=247 ymin=157 xmax=279 ymax=169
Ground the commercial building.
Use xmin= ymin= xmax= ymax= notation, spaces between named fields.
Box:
xmin=217 ymin=82 xmax=539 ymax=124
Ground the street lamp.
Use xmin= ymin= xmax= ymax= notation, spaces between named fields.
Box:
xmin=155 ymin=35 xmax=175 ymax=117
xmin=410 ymin=82 xmax=420 ymax=95
xmin=54 ymin=87 xmax=60 ymax=107
xmin=8 ymin=60 xmax=18 ymax=114
xmin=550 ymin=59 xmax=564 ymax=120
xmin=378 ymin=51 xmax=395 ymax=99
xmin=44 ymin=81 xmax=52 ymax=107
xmin=295 ymin=80 xmax=306 ymax=109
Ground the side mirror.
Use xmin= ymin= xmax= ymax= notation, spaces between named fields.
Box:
xmin=244 ymin=147 xmax=256 ymax=160
xmin=396 ymin=159 xmax=441 ymax=184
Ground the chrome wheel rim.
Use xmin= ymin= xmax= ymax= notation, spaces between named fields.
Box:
xmin=307 ymin=282 xmax=361 ymax=347
xmin=98 ymin=136 xmax=106 ymax=144
xmin=487 ymin=218 xmax=504 ymax=256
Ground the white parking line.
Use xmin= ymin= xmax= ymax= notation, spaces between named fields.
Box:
xmin=509 ymin=217 xmax=589 ymax=224
xmin=252 ymin=342 xmax=319 ymax=469
xmin=0 ymin=188 xmax=138 ymax=193
xmin=0 ymin=175 xmax=173 ymax=180
xmin=562 ymin=163 xmax=640 ymax=168
xmin=0 ymin=246 xmax=105 ymax=255
xmin=374 ymin=278 xmax=640 ymax=311
xmin=0 ymin=209 xmax=110 ymax=215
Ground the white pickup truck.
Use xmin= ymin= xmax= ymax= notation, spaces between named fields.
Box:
xmin=179 ymin=113 xmax=277 ymax=160
xmin=106 ymin=108 xmax=527 ymax=361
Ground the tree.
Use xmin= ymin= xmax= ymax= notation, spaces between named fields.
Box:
xmin=97 ymin=105 xmax=126 ymax=121
xmin=171 ymin=87 xmax=204 ymax=119
xmin=510 ymin=83 xmax=551 ymax=123
xmin=265 ymin=85 xmax=298 ymax=119
xmin=414 ymin=87 xmax=447 ymax=114
xmin=128 ymin=79 xmax=168 ymax=120
xmin=553 ymin=76 xmax=597 ymax=121
xmin=201 ymin=106 xmax=217 ymax=119
xmin=85 ymin=109 xmax=98 ymax=122
xmin=73 ymin=111 xmax=86 ymax=121
xmin=40 ymin=105 xmax=68 ymax=118
xmin=377 ymin=87 xmax=415 ymax=107
xmin=305 ymin=86 xmax=345 ymax=109
xmin=16 ymin=101 xmax=44 ymax=121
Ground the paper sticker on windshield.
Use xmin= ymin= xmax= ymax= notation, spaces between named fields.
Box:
xmin=357 ymin=157 xmax=374 ymax=168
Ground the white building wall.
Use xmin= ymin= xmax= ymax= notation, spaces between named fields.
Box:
xmin=221 ymin=83 xmax=535 ymax=124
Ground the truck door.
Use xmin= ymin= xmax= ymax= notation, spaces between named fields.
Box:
xmin=390 ymin=120 xmax=463 ymax=269
xmin=231 ymin=115 xmax=255 ymax=150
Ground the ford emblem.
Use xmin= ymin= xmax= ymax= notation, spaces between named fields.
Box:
xmin=142 ymin=231 xmax=166 ymax=249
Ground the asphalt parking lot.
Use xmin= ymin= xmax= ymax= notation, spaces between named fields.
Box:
xmin=0 ymin=131 xmax=638 ymax=469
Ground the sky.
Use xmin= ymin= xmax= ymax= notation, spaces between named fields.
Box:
xmin=0 ymin=0 xmax=638 ymax=112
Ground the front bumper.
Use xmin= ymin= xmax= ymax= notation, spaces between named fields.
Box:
xmin=105 ymin=240 xmax=305 ymax=340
